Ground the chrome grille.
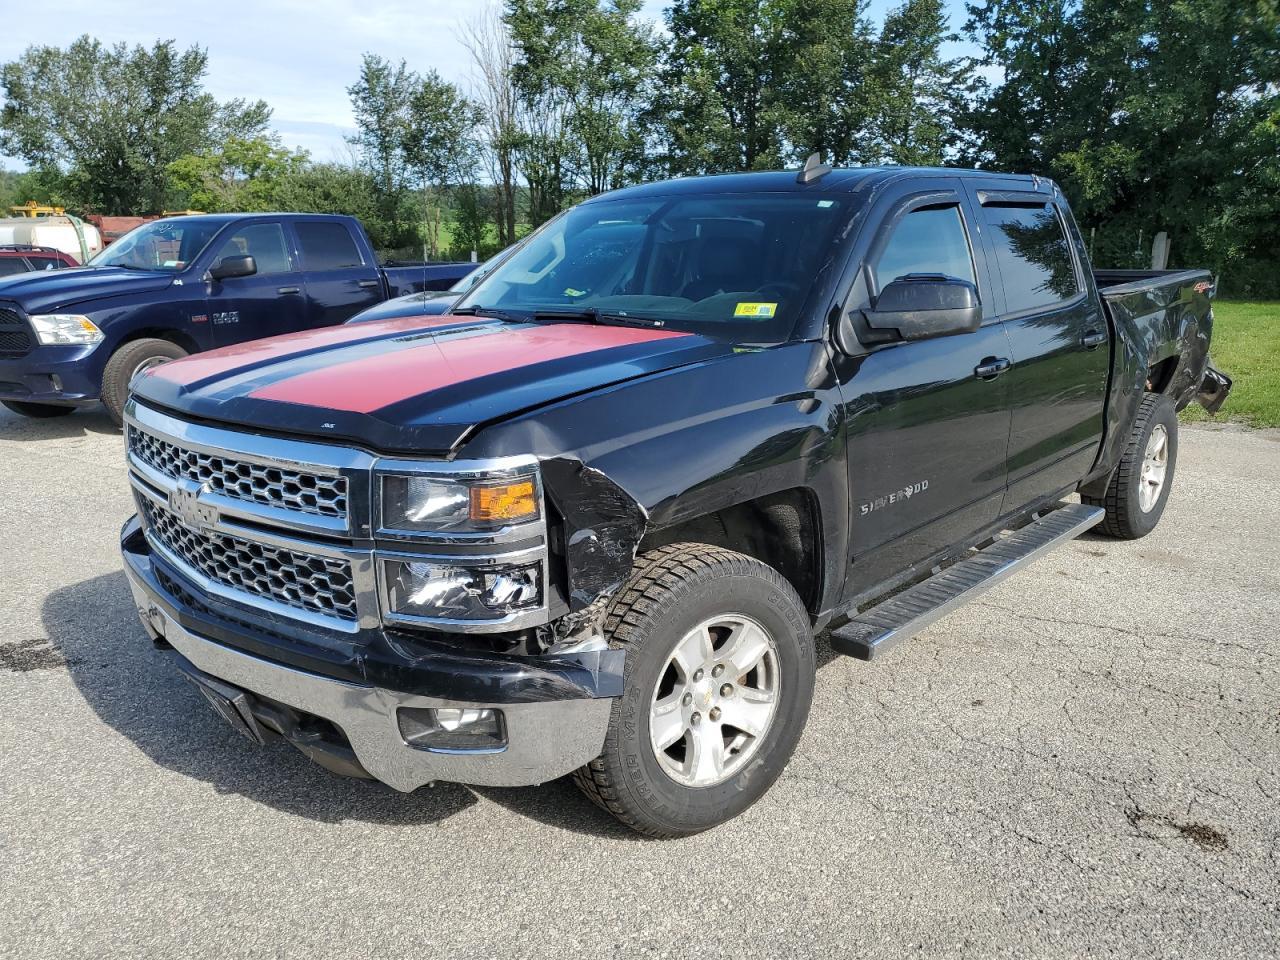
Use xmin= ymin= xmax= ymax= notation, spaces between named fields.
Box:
xmin=129 ymin=425 xmax=348 ymax=520
xmin=142 ymin=499 xmax=357 ymax=621
xmin=0 ymin=308 xmax=32 ymax=358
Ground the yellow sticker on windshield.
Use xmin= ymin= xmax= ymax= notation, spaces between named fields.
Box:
xmin=734 ymin=302 xmax=777 ymax=318
xmin=563 ymin=287 xmax=586 ymax=297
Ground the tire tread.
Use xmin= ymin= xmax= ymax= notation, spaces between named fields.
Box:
xmin=572 ymin=542 xmax=809 ymax=838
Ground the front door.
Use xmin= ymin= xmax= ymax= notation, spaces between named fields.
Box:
xmin=963 ymin=187 xmax=1109 ymax=511
xmin=206 ymin=220 xmax=309 ymax=346
xmin=832 ymin=181 xmax=1013 ymax=602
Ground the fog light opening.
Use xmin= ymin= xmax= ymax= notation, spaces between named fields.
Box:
xmin=398 ymin=706 xmax=506 ymax=753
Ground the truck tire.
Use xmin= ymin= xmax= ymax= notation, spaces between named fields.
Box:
xmin=1083 ymin=392 xmax=1178 ymax=539
xmin=573 ymin=542 xmax=816 ymax=838
xmin=102 ymin=339 xmax=188 ymax=426
xmin=2 ymin=400 xmax=75 ymax=419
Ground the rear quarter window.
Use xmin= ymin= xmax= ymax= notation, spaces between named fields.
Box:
xmin=0 ymin=258 xmax=29 ymax=276
xmin=295 ymin=222 xmax=364 ymax=270
xmin=981 ymin=203 xmax=1081 ymax=314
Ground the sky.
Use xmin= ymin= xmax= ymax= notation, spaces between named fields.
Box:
xmin=0 ymin=0 xmax=973 ymax=172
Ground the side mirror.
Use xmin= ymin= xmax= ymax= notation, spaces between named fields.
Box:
xmin=208 ymin=254 xmax=257 ymax=281
xmin=864 ymin=275 xmax=981 ymax=341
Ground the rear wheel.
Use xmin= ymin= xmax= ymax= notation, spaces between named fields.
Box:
xmin=101 ymin=338 xmax=188 ymax=426
xmin=574 ymin=543 xmax=815 ymax=838
xmin=1083 ymin=392 xmax=1178 ymax=539
xmin=1 ymin=400 xmax=75 ymax=419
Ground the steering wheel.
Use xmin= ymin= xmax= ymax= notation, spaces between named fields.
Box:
xmin=751 ymin=282 xmax=800 ymax=302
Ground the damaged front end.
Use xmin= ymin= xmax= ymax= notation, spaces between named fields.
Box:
xmin=119 ymin=399 xmax=651 ymax=790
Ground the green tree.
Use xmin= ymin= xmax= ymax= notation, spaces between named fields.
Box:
xmin=507 ymin=0 xmax=658 ymax=208
xmin=346 ymin=54 xmax=417 ymax=240
xmin=964 ymin=0 xmax=1280 ymax=294
xmin=451 ymin=182 xmax=497 ymax=259
xmin=868 ymin=0 xmax=970 ymax=164
xmin=0 ymin=36 xmax=269 ymax=214
xmin=166 ymin=136 xmax=308 ymax=212
xmin=654 ymin=0 xmax=905 ymax=174
xmin=403 ymin=71 xmax=480 ymax=256
xmin=769 ymin=0 xmax=879 ymax=166
xmin=656 ymin=0 xmax=788 ymax=174
xmin=461 ymin=5 xmax=522 ymax=246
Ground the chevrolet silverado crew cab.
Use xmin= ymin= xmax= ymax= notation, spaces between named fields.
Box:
xmin=0 ymin=213 xmax=470 ymax=425
xmin=119 ymin=164 xmax=1231 ymax=837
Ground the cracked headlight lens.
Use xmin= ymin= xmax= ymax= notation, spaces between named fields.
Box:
xmin=382 ymin=559 xmax=542 ymax=620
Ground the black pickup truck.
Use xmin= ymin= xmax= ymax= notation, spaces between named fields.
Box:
xmin=0 ymin=213 xmax=471 ymax=425
xmin=119 ymin=165 xmax=1230 ymax=837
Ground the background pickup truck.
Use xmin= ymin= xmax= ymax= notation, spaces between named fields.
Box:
xmin=0 ymin=212 xmax=471 ymax=424
xmin=119 ymin=164 xmax=1229 ymax=838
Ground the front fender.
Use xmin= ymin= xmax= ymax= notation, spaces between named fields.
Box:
xmin=465 ymin=341 xmax=849 ymax=615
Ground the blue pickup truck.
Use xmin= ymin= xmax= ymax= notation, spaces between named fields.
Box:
xmin=0 ymin=213 xmax=471 ymax=424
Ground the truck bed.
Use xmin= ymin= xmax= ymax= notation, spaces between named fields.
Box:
xmin=381 ymin=261 xmax=473 ymax=297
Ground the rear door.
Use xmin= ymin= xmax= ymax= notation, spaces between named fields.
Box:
xmin=832 ymin=178 xmax=1014 ymax=598
xmin=963 ymin=185 xmax=1109 ymax=511
xmin=291 ymin=219 xmax=384 ymax=327
xmin=206 ymin=220 xmax=309 ymax=346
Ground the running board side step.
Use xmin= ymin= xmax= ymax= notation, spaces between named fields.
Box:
xmin=829 ymin=503 xmax=1105 ymax=661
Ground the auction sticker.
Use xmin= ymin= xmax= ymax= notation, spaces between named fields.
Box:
xmin=734 ymin=302 xmax=777 ymax=318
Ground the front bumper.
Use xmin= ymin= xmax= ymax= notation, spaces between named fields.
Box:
xmin=122 ymin=518 xmax=619 ymax=791
xmin=0 ymin=344 xmax=104 ymax=404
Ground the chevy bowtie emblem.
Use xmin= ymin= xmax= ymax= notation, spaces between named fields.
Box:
xmin=170 ymin=485 xmax=219 ymax=530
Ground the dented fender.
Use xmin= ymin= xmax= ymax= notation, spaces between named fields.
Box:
xmin=540 ymin=458 xmax=649 ymax=612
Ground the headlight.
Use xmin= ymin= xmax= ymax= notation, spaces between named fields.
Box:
xmin=29 ymin=314 xmax=104 ymax=346
xmin=380 ymin=470 xmax=540 ymax=533
xmin=382 ymin=558 xmax=542 ymax=621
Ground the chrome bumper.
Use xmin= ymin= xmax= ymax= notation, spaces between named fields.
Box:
xmin=123 ymin=563 xmax=613 ymax=791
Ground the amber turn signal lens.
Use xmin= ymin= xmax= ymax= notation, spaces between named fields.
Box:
xmin=469 ymin=480 xmax=538 ymax=523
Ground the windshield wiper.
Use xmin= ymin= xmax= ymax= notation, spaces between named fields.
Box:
xmin=532 ymin=308 xmax=667 ymax=329
xmin=449 ymin=305 xmax=526 ymax=322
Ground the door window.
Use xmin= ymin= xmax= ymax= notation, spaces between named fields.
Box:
xmin=980 ymin=203 xmax=1080 ymax=314
xmin=0 ymin=259 xmax=28 ymax=276
xmin=874 ymin=206 xmax=976 ymax=292
xmin=212 ymin=223 xmax=293 ymax=275
xmin=27 ymin=255 xmax=65 ymax=270
xmin=296 ymin=222 xmax=363 ymax=270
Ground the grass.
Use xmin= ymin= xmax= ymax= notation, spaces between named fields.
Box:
xmin=1180 ymin=300 xmax=1280 ymax=428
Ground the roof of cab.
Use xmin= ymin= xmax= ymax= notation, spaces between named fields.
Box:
xmin=584 ymin=166 xmax=1048 ymax=203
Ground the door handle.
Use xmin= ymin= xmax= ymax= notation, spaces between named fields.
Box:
xmin=974 ymin=357 xmax=1012 ymax=380
xmin=277 ymin=286 xmax=301 ymax=295
xmin=357 ymin=279 xmax=379 ymax=288
xmin=1082 ymin=329 xmax=1107 ymax=349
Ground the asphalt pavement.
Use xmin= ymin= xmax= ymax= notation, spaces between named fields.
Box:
xmin=1 ymin=405 xmax=1276 ymax=959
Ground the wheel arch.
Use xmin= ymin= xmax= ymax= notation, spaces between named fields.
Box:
xmin=638 ymin=488 xmax=825 ymax=616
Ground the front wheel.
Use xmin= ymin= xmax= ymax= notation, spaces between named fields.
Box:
xmin=1083 ymin=392 xmax=1178 ymax=539
xmin=574 ymin=543 xmax=816 ymax=838
xmin=101 ymin=338 xmax=189 ymax=426
xmin=1 ymin=400 xmax=75 ymax=419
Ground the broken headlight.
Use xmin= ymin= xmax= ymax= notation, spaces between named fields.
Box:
xmin=382 ymin=558 xmax=543 ymax=623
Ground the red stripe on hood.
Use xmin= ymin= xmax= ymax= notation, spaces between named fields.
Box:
xmin=249 ymin=323 xmax=689 ymax=413
xmin=150 ymin=314 xmax=465 ymax=386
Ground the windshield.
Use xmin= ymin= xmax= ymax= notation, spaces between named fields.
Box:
xmin=89 ymin=218 xmax=223 ymax=272
xmin=455 ymin=194 xmax=850 ymax=342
